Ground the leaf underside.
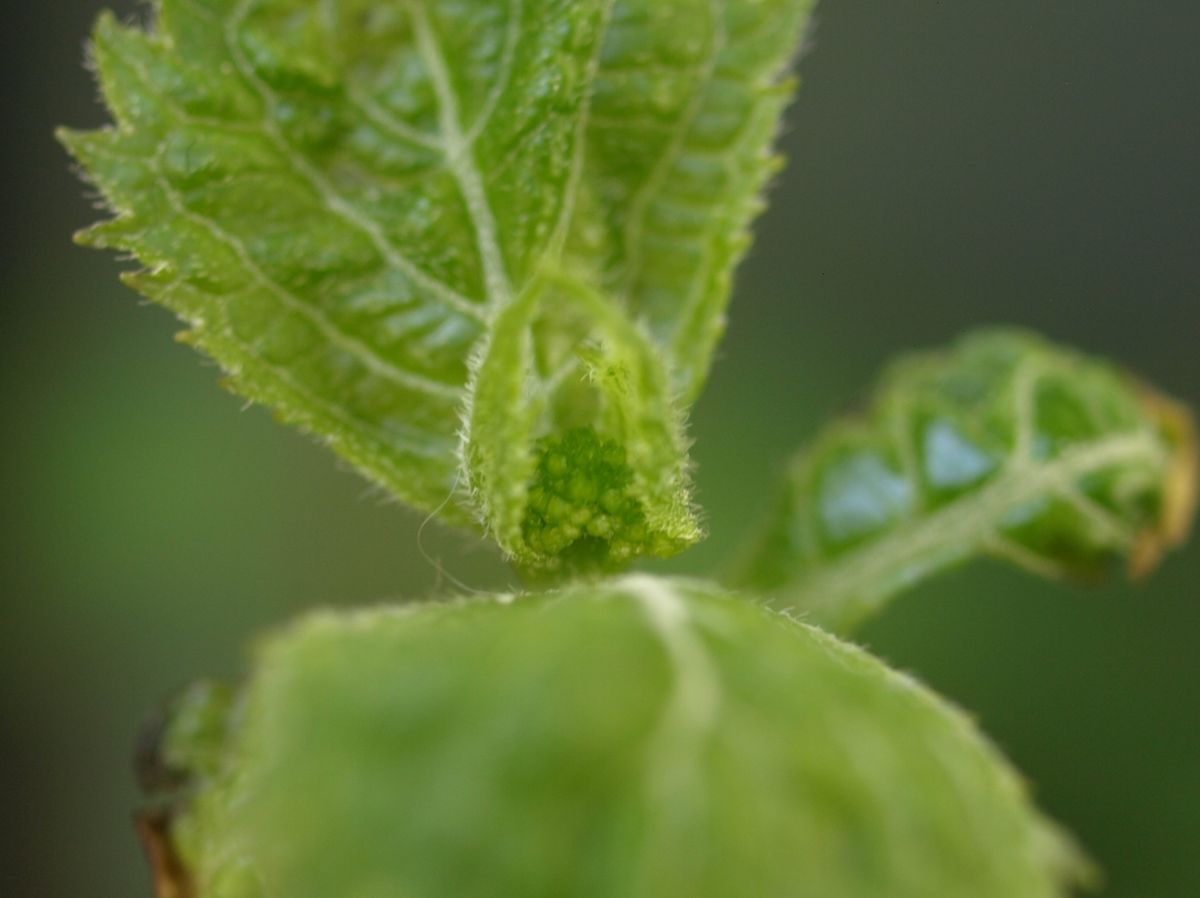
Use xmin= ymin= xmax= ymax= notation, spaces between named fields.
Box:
xmin=163 ymin=577 xmax=1091 ymax=898
xmin=61 ymin=0 xmax=814 ymax=573
xmin=732 ymin=329 xmax=1198 ymax=633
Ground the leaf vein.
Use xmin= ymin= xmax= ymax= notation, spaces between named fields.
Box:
xmin=406 ymin=1 xmax=513 ymax=311
xmin=224 ymin=0 xmax=487 ymax=322
xmin=791 ymin=430 xmax=1166 ymax=622
xmin=464 ymin=0 xmax=524 ymax=145
xmin=143 ymin=147 xmax=465 ymax=403
xmin=619 ymin=0 xmax=727 ymax=304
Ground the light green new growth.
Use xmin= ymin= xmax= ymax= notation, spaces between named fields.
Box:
xmin=732 ymin=330 xmax=1198 ymax=633
xmin=59 ymin=4 xmax=1199 ymax=897
xmin=163 ymin=577 xmax=1092 ymax=898
xmin=59 ymin=0 xmax=814 ymax=572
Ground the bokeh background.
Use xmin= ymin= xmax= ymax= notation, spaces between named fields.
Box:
xmin=3 ymin=1 xmax=1197 ymax=895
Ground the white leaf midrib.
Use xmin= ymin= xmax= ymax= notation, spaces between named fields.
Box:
xmin=222 ymin=0 xmax=486 ymax=323
xmin=793 ymin=430 xmax=1167 ymax=623
xmin=622 ymin=575 xmax=722 ymax=892
xmin=406 ymin=1 xmax=514 ymax=312
xmin=625 ymin=575 xmax=720 ymax=788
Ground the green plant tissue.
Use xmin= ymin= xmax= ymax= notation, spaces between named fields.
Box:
xmin=162 ymin=576 xmax=1090 ymax=898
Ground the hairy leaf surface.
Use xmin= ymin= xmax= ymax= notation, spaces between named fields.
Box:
xmin=157 ymin=576 xmax=1089 ymax=898
xmin=60 ymin=0 xmax=813 ymax=570
xmin=732 ymin=330 xmax=1198 ymax=632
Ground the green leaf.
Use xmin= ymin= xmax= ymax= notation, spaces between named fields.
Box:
xmin=730 ymin=329 xmax=1198 ymax=633
xmin=134 ymin=680 xmax=232 ymax=799
xmin=463 ymin=267 xmax=702 ymax=573
xmin=59 ymin=0 xmax=814 ymax=570
xmin=153 ymin=576 xmax=1091 ymax=898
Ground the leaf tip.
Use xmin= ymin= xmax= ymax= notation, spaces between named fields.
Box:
xmin=1129 ymin=386 xmax=1198 ymax=578
xmin=53 ymin=124 xmax=80 ymax=152
xmin=73 ymin=221 xmax=113 ymax=249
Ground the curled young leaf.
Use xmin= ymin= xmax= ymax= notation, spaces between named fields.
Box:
xmin=151 ymin=576 xmax=1091 ymax=898
xmin=732 ymin=329 xmax=1198 ymax=633
xmin=59 ymin=0 xmax=814 ymax=570
xmin=463 ymin=269 xmax=701 ymax=574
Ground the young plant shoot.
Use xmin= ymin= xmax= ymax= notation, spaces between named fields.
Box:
xmin=61 ymin=1 xmax=1196 ymax=896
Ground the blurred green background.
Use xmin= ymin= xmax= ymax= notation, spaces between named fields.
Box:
xmin=2 ymin=1 xmax=1197 ymax=896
